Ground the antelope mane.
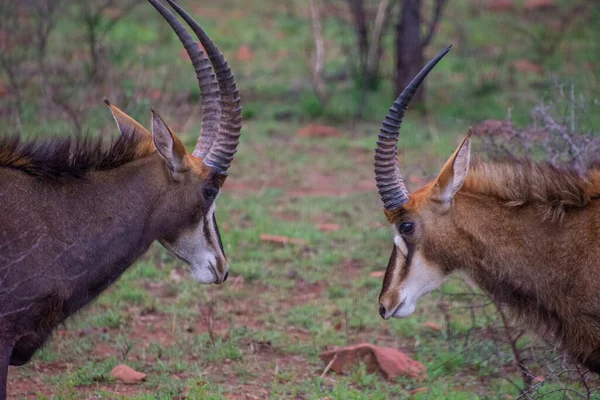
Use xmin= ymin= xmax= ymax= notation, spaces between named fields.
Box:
xmin=460 ymin=160 xmax=600 ymax=222
xmin=0 ymin=133 xmax=155 ymax=179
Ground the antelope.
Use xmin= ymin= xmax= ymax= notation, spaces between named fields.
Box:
xmin=375 ymin=46 xmax=600 ymax=373
xmin=0 ymin=1 xmax=242 ymax=397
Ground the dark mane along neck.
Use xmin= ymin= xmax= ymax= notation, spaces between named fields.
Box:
xmin=0 ymin=133 xmax=155 ymax=179
xmin=460 ymin=160 xmax=600 ymax=221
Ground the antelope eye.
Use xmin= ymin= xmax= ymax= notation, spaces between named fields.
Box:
xmin=399 ymin=222 xmax=414 ymax=234
xmin=203 ymin=187 xmax=218 ymax=200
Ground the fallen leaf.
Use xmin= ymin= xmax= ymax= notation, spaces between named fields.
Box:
xmin=369 ymin=271 xmax=385 ymax=278
xmin=421 ymin=321 xmax=442 ymax=332
xmin=111 ymin=364 xmax=147 ymax=384
xmin=319 ymin=343 xmax=427 ymax=381
xmin=260 ymin=234 xmax=306 ymax=246
xmin=315 ymin=223 xmax=340 ymax=232
xmin=296 ymin=124 xmax=343 ymax=138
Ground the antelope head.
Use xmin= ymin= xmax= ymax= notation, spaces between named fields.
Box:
xmin=375 ymin=46 xmax=473 ymax=319
xmin=105 ymin=0 xmax=242 ymax=284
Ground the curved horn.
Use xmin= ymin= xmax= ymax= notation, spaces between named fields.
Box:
xmin=375 ymin=45 xmax=452 ymax=210
xmin=147 ymin=0 xmax=220 ymax=159
xmin=164 ymin=0 xmax=242 ymax=175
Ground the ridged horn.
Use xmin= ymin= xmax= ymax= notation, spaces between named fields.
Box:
xmin=147 ymin=0 xmax=221 ymax=160
xmin=375 ymin=45 xmax=452 ymax=210
xmin=165 ymin=0 xmax=242 ymax=175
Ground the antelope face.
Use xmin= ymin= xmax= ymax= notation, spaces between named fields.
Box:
xmin=379 ymin=212 xmax=448 ymax=319
xmin=373 ymin=46 xmax=473 ymax=319
xmin=155 ymin=148 xmax=230 ymax=285
xmin=105 ymin=0 xmax=242 ymax=285
xmin=158 ymin=184 xmax=229 ymax=285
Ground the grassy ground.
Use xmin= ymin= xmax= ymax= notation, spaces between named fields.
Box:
xmin=3 ymin=0 xmax=600 ymax=398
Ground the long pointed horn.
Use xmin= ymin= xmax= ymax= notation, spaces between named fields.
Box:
xmin=164 ymin=0 xmax=242 ymax=175
xmin=375 ymin=45 xmax=452 ymax=210
xmin=147 ymin=0 xmax=220 ymax=159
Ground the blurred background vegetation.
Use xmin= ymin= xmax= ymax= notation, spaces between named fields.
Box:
xmin=1 ymin=0 xmax=598 ymax=135
xmin=2 ymin=0 xmax=600 ymax=399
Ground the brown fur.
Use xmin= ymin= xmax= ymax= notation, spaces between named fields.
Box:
xmin=381 ymin=145 xmax=600 ymax=373
xmin=464 ymin=160 xmax=600 ymax=222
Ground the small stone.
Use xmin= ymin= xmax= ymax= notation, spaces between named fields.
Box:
xmin=319 ymin=343 xmax=427 ymax=380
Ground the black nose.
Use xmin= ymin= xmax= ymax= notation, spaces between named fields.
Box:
xmin=379 ymin=304 xmax=387 ymax=319
xmin=223 ymin=271 xmax=229 ymax=282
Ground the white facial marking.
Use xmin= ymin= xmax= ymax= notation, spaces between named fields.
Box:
xmin=392 ymin=251 xmax=446 ymax=318
xmin=392 ymin=226 xmax=408 ymax=257
xmin=189 ymin=202 xmax=219 ymax=283
xmin=160 ymin=201 xmax=227 ymax=284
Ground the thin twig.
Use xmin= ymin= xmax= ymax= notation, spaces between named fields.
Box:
xmin=321 ymin=353 xmax=338 ymax=378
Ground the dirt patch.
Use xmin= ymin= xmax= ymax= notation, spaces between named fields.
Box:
xmin=286 ymin=170 xmax=374 ymax=198
xmin=342 ymin=258 xmax=367 ymax=279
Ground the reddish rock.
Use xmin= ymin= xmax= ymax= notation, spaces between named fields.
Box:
xmin=320 ymin=343 xmax=427 ymax=380
xmin=296 ymin=124 xmax=342 ymax=138
xmin=111 ymin=364 xmax=147 ymax=384
xmin=488 ymin=0 xmax=515 ymax=13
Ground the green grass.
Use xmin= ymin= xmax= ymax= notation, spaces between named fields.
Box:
xmin=3 ymin=0 xmax=600 ymax=398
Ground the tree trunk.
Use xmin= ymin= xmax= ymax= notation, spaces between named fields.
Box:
xmin=395 ymin=0 xmax=424 ymax=103
xmin=347 ymin=0 xmax=369 ymax=76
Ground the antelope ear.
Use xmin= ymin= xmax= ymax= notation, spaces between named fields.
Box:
xmin=104 ymin=98 xmax=150 ymax=138
xmin=151 ymin=109 xmax=188 ymax=173
xmin=433 ymin=130 xmax=472 ymax=204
